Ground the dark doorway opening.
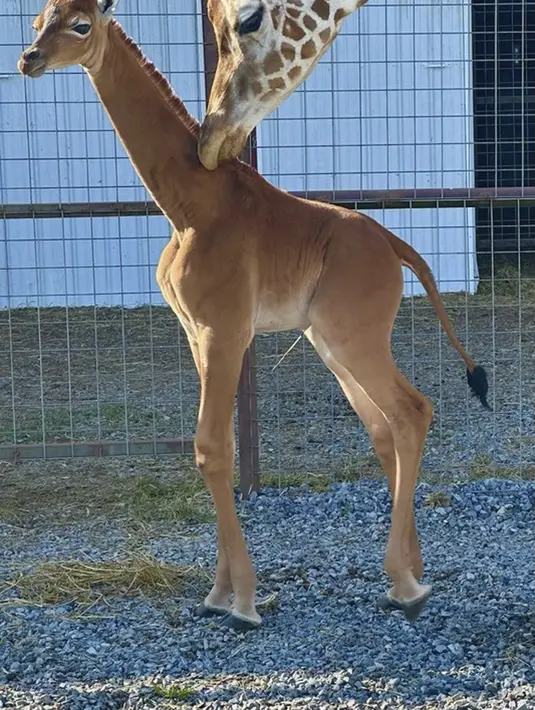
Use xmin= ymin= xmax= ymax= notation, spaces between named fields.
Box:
xmin=472 ymin=0 xmax=535 ymax=260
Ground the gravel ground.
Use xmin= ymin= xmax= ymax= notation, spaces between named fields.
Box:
xmin=0 ymin=466 xmax=533 ymax=709
xmin=0 ymin=286 xmax=534 ymax=477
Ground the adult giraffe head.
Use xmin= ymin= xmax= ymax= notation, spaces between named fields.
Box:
xmin=198 ymin=0 xmax=368 ymax=170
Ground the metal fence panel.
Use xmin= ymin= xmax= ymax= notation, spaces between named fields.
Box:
xmin=0 ymin=0 xmax=533 ymax=488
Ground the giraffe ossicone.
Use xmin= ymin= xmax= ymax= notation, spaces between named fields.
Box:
xmin=198 ymin=0 xmax=369 ymax=170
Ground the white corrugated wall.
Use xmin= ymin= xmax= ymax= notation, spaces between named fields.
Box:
xmin=258 ymin=0 xmax=477 ymax=296
xmin=0 ymin=0 xmax=476 ymax=307
xmin=0 ymin=0 xmax=206 ymax=308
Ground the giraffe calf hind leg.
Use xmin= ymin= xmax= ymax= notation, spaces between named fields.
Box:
xmin=305 ymin=327 xmax=432 ymax=621
xmin=378 ymin=585 xmax=432 ymax=621
xmin=219 ymin=610 xmax=262 ymax=631
xmin=378 ymin=379 xmax=434 ymax=620
xmin=306 ymin=325 xmax=432 ymax=621
xmin=195 ymin=601 xmax=229 ymax=618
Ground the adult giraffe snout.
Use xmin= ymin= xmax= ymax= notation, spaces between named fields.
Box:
xmin=198 ymin=113 xmax=250 ymax=171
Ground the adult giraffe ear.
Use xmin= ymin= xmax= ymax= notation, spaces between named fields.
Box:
xmin=96 ymin=0 xmax=119 ymax=17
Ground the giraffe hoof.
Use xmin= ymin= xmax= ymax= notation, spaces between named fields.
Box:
xmin=378 ymin=585 xmax=432 ymax=622
xmin=194 ymin=602 xmax=229 ymax=618
xmin=219 ymin=611 xmax=262 ymax=632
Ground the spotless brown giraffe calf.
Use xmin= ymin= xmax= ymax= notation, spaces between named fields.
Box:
xmin=19 ymin=0 xmax=490 ymax=631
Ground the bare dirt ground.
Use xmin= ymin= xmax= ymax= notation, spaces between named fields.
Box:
xmin=0 ymin=264 xmax=534 ymax=478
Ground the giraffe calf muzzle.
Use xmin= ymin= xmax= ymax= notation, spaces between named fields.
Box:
xmin=18 ymin=47 xmax=47 ymax=78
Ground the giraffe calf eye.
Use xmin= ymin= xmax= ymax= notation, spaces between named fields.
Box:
xmin=236 ymin=5 xmax=264 ymax=35
xmin=73 ymin=23 xmax=91 ymax=35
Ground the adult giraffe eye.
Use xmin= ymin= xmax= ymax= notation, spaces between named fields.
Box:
xmin=73 ymin=23 xmax=91 ymax=35
xmin=235 ymin=5 xmax=264 ymax=35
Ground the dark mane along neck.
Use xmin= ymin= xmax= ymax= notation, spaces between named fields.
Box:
xmin=108 ymin=20 xmax=261 ymax=182
xmin=110 ymin=20 xmax=200 ymax=139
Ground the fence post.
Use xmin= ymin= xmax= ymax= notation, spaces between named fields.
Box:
xmin=200 ymin=2 xmax=260 ymax=499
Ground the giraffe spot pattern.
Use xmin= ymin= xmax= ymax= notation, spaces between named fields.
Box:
xmin=261 ymin=89 xmax=278 ymax=102
xmin=269 ymin=76 xmax=286 ymax=90
xmin=281 ymin=42 xmax=296 ymax=61
xmin=282 ymin=16 xmax=306 ymax=41
xmin=319 ymin=26 xmax=331 ymax=43
xmin=301 ymin=38 xmax=317 ymax=59
xmin=251 ymin=0 xmax=345 ymax=106
xmin=270 ymin=8 xmax=281 ymax=30
xmin=263 ymin=50 xmax=284 ymax=75
xmin=252 ymin=80 xmax=263 ymax=96
xmin=311 ymin=0 xmax=330 ymax=21
xmin=303 ymin=14 xmax=317 ymax=31
xmin=288 ymin=65 xmax=302 ymax=80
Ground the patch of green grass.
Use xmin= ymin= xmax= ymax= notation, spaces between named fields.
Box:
xmin=258 ymin=591 xmax=279 ymax=612
xmin=152 ymin=684 xmax=197 ymax=701
xmin=509 ymin=435 xmax=535 ymax=450
xmin=249 ymin=450 xmax=534 ymax=496
xmin=130 ymin=474 xmax=213 ymax=524
xmin=335 ymin=453 xmax=383 ymax=480
xmin=259 ymin=455 xmax=382 ymax=492
xmin=476 ymin=263 xmax=535 ymax=302
xmin=1 ymin=447 xmax=531 ymax=536
xmin=0 ymin=502 xmax=26 ymax=524
xmin=0 ymin=402 xmax=179 ymax=445
xmin=423 ymin=490 xmax=451 ymax=508
xmin=260 ymin=471 xmax=330 ymax=492
xmin=0 ymin=458 xmax=213 ymax=527
xmin=468 ymin=453 xmax=535 ymax=480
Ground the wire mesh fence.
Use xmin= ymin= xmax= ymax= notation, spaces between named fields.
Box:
xmin=0 ymin=1 xmax=533 ymax=488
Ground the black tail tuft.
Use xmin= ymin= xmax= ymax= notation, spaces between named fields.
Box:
xmin=467 ymin=365 xmax=492 ymax=411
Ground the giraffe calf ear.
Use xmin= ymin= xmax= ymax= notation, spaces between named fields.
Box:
xmin=96 ymin=0 xmax=119 ymax=17
xmin=235 ymin=3 xmax=264 ymax=35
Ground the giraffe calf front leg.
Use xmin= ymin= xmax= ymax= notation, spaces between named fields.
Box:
xmin=193 ymin=331 xmax=261 ymax=631
xmin=195 ymin=422 xmax=234 ymax=619
xmin=195 ymin=537 xmax=233 ymax=618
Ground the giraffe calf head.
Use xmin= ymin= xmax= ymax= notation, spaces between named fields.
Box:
xmin=198 ymin=0 xmax=368 ymax=170
xmin=17 ymin=0 xmax=119 ymax=78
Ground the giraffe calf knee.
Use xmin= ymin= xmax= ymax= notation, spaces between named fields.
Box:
xmin=194 ymin=429 xmax=234 ymax=481
xmin=390 ymin=390 xmax=433 ymax=445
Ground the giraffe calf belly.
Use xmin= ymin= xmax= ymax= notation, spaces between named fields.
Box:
xmin=255 ymin=296 xmax=311 ymax=333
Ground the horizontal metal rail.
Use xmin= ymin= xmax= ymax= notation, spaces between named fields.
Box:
xmin=3 ymin=187 xmax=535 ymax=221
xmin=0 ymin=438 xmax=194 ymax=463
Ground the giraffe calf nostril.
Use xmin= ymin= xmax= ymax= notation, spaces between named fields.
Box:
xmin=25 ymin=48 xmax=42 ymax=62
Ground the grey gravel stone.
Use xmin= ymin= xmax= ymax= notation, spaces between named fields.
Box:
xmin=0 ymin=478 xmax=533 ymax=709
